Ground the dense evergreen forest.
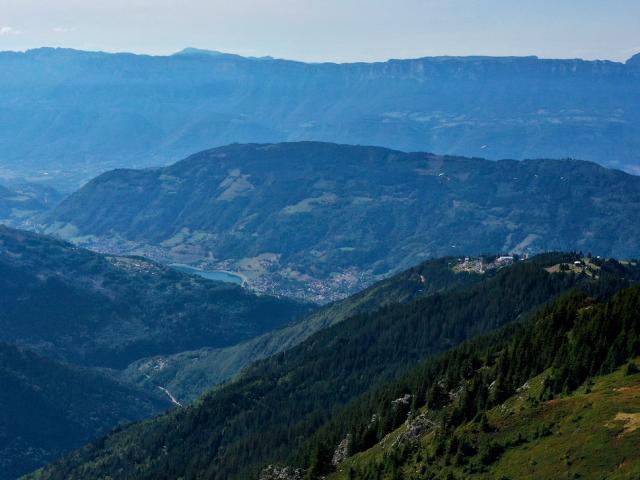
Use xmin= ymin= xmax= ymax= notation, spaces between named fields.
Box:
xmin=28 ymin=254 xmax=640 ymax=480
xmin=314 ymin=284 xmax=640 ymax=479
xmin=0 ymin=343 xmax=169 ymax=480
xmin=0 ymin=225 xmax=311 ymax=368
xmin=0 ymin=225 xmax=311 ymax=478
xmin=120 ymin=255 xmax=484 ymax=402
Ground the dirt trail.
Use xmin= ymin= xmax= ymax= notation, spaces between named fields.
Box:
xmin=158 ymin=386 xmax=182 ymax=407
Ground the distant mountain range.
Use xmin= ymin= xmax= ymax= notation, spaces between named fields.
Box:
xmin=1 ymin=48 xmax=639 ymax=188
xmin=42 ymin=142 xmax=640 ymax=301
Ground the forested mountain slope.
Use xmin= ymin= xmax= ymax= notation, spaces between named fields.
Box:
xmin=0 ymin=226 xmax=312 ymax=368
xmin=43 ymin=142 xmax=640 ymax=300
xmin=0 ymin=343 xmax=169 ymax=480
xmin=2 ymin=48 xmax=640 ymax=188
xmin=121 ymin=257 xmax=483 ymax=402
xmin=28 ymin=255 xmax=640 ymax=480
xmin=328 ymin=364 xmax=640 ymax=480
xmin=317 ymin=285 xmax=640 ymax=480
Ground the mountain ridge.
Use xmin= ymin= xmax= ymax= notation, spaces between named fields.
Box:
xmin=120 ymin=256 xmax=483 ymax=402
xmin=1 ymin=49 xmax=639 ymax=188
xmin=8 ymin=46 xmax=640 ymax=66
xmin=0 ymin=224 xmax=312 ymax=477
xmin=25 ymin=254 xmax=640 ymax=480
xmin=311 ymin=285 xmax=640 ymax=480
xmin=42 ymin=142 xmax=640 ymax=300
xmin=0 ymin=342 xmax=170 ymax=480
xmin=0 ymin=225 xmax=313 ymax=368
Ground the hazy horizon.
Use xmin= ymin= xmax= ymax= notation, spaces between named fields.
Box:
xmin=1 ymin=45 xmax=639 ymax=64
xmin=1 ymin=0 xmax=638 ymax=63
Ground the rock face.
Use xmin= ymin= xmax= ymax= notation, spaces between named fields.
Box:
xmin=405 ymin=413 xmax=437 ymax=440
xmin=391 ymin=394 xmax=412 ymax=409
xmin=332 ymin=436 xmax=351 ymax=466
xmin=259 ymin=465 xmax=305 ymax=480
xmin=392 ymin=413 xmax=438 ymax=448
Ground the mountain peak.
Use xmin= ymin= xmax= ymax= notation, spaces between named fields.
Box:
xmin=627 ymin=52 xmax=640 ymax=65
xmin=173 ymin=47 xmax=275 ymax=61
xmin=173 ymin=47 xmax=227 ymax=57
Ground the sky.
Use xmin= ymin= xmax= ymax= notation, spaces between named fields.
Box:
xmin=0 ymin=0 xmax=638 ymax=62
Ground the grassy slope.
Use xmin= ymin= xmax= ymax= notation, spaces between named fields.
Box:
xmin=331 ymin=362 xmax=640 ymax=480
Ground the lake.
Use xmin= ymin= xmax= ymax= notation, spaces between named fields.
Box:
xmin=169 ymin=264 xmax=244 ymax=285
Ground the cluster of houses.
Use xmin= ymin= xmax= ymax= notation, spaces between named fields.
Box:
xmin=454 ymin=253 xmax=530 ymax=274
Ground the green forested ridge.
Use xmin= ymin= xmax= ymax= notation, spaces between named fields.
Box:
xmin=0 ymin=225 xmax=312 ymax=478
xmin=44 ymin=142 xmax=640 ymax=299
xmin=0 ymin=225 xmax=313 ymax=368
xmin=121 ymin=256 xmax=482 ymax=402
xmin=27 ymin=255 xmax=640 ymax=480
xmin=0 ymin=343 xmax=169 ymax=480
xmin=317 ymin=284 xmax=640 ymax=480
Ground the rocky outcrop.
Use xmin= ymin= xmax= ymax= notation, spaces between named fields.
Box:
xmin=332 ymin=436 xmax=350 ymax=466
xmin=259 ymin=465 xmax=305 ymax=480
xmin=392 ymin=412 xmax=438 ymax=447
xmin=391 ymin=393 xmax=412 ymax=409
xmin=405 ymin=413 xmax=437 ymax=440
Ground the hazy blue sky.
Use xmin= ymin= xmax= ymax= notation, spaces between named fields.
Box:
xmin=1 ymin=0 xmax=638 ymax=62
